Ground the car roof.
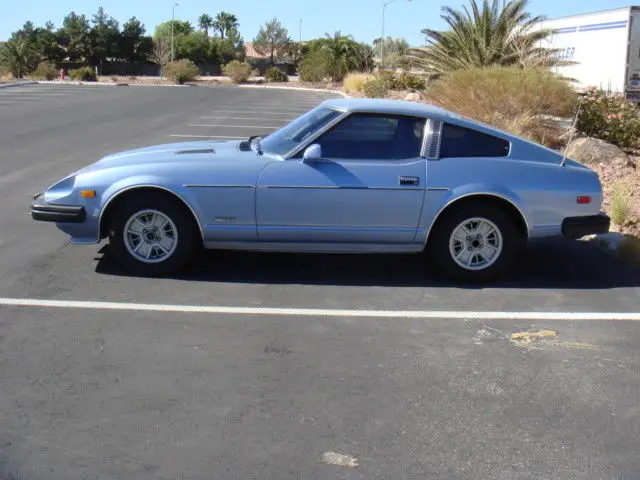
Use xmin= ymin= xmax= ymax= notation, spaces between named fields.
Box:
xmin=321 ymin=97 xmax=461 ymax=121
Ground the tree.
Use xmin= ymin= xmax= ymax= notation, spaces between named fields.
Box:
xmin=0 ymin=37 xmax=37 ymax=77
xmin=373 ymin=36 xmax=410 ymax=69
xmin=409 ymin=0 xmax=570 ymax=74
xmin=121 ymin=17 xmax=150 ymax=62
xmin=11 ymin=21 xmax=64 ymax=64
xmin=89 ymin=7 xmax=120 ymax=68
xmin=215 ymin=27 xmax=245 ymax=63
xmin=198 ymin=14 xmax=214 ymax=36
xmin=304 ymin=32 xmax=368 ymax=81
xmin=153 ymin=20 xmax=194 ymax=40
xmin=253 ymin=18 xmax=291 ymax=65
xmin=59 ymin=12 xmax=91 ymax=62
xmin=150 ymin=37 xmax=171 ymax=77
xmin=176 ymin=31 xmax=217 ymax=64
xmin=213 ymin=12 xmax=239 ymax=39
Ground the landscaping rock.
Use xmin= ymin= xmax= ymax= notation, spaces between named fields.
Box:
xmin=565 ymin=137 xmax=636 ymax=169
xmin=404 ymin=92 xmax=421 ymax=102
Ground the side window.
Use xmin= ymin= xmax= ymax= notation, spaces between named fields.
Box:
xmin=314 ymin=113 xmax=426 ymax=160
xmin=439 ymin=123 xmax=510 ymax=158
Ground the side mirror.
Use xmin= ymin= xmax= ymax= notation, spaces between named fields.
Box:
xmin=302 ymin=144 xmax=322 ymax=162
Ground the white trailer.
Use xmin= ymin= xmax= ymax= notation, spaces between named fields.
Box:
xmin=537 ymin=6 xmax=640 ymax=103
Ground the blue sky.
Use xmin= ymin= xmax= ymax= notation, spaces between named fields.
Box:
xmin=1 ymin=0 xmax=635 ymax=45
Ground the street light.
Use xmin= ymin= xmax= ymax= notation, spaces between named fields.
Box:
xmin=171 ymin=3 xmax=179 ymax=62
xmin=380 ymin=0 xmax=411 ymax=69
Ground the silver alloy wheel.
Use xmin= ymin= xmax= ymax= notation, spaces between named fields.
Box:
xmin=123 ymin=209 xmax=179 ymax=264
xmin=448 ymin=217 xmax=503 ymax=271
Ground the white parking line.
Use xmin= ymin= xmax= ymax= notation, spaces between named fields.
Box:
xmin=1 ymin=297 xmax=640 ymax=321
xmin=210 ymin=110 xmax=300 ymax=116
xmin=211 ymin=108 xmax=308 ymax=113
xmin=170 ymin=134 xmax=246 ymax=139
xmin=201 ymin=116 xmax=290 ymax=121
xmin=188 ymin=124 xmax=279 ymax=129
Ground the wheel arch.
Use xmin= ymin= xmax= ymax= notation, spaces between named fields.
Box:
xmin=99 ymin=185 xmax=204 ymax=242
xmin=424 ymin=193 xmax=530 ymax=248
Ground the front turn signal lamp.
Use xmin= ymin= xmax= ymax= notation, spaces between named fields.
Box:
xmin=80 ymin=190 xmax=96 ymax=198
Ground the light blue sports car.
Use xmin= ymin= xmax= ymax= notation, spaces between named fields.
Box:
xmin=30 ymin=98 xmax=610 ymax=282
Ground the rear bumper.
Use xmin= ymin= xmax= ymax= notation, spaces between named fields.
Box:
xmin=30 ymin=203 xmax=86 ymax=223
xmin=561 ymin=213 xmax=610 ymax=239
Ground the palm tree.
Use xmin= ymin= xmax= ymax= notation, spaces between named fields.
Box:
xmin=213 ymin=11 xmax=239 ymax=39
xmin=317 ymin=31 xmax=360 ymax=82
xmin=0 ymin=38 xmax=36 ymax=78
xmin=408 ymin=0 xmax=570 ymax=74
xmin=198 ymin=14 xmax=214 ymax=36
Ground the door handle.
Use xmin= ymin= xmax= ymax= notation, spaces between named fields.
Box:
xmin=399 ymin=176 xmax=420 ymax=186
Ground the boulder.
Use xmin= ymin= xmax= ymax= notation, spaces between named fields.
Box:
xmin=565 ymin=137 xmax=635 ymax=169
xmin=404 ymin=92 xmax=421 ymax=102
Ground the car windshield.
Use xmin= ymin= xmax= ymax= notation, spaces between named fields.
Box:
xmin=260 ymin=106 xmax=343 ymax=156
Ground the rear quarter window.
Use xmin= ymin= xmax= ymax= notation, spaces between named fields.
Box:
xmin=439 ymin=123 xmax=510 ymax=158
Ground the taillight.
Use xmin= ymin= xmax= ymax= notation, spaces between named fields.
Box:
xmin=577 ymin=196 xmax=591 ymax=204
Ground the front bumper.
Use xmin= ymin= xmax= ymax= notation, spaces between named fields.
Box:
xmin=561 ymin=213 xmax=610 ymax=239
xmin=30 ymin=203 xmax=86 ymax=223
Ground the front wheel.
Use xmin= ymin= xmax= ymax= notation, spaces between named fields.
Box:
xmin=429 ymin=203 xmax=523 ymax=282
xmin=107 ymin=192 xmax=199 ymax=276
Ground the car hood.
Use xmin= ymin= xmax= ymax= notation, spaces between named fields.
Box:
xmin=76 ymin=139 xmax=250 ymax=174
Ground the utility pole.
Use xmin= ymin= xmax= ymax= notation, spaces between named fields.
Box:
xmin=171 ymin=3 xmax=179 ymax=62
xmin=299 ymin=19 xmax=302 ymax=43
xmin=381 ymin=0 xmax=411 ymax=69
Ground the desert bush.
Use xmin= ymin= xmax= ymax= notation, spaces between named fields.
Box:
xmin=264 ymin=67 xmax=288 ymax=83
xmin=343 ymin=73 xmax=371 ymax=93
xmin=611 ymin=183 xmax=632 ymax=226
xmin=362 ymin=76 xmax=389 ymax=98
xmin=70 ymin=67 xmax=97 ymax=81
xmin=31 ymin=61 xmax=58 ymax=80
xmin=110 ymin=75 xmax=119 ymax=82
xmin=299 ymin=50 xmax=329 ymax=82
xmin=376 ymin=69 xmax=400 ymax=89
xmin=165 ymin=59 xmax=200 ymax=84
xmin=577 ymin=87 xmax=640 ymax=149
xmin=222 ymin=60 xmax=252 ymax=83
xmin=396 ymin=72 xmax=426 ymax=90
xmin=425 ymin=66 xmax=577 ymax=147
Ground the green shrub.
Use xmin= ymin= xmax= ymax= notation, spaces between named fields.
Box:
xmin=70 ymin=67 xmax=97 ymax=81
xmin=376 ymin=69 xmax=399 ymax=89
xmin=343 ymin=73 xmax=371 ymax=93
xmin=362 ymin=76 xmax=389 ymax=98
xmin=264 ymin=67 xmax=288 ymax=83
xmin=165 ymin=59 xmax=200 ymax=84
xmin=299 ymin=50 xmax=329 ymax=82
xmin=222 ymin=60 xmax=252 ymax=83
xmin=31 ymin=61 xmax=58 ymax=80
xmin=611 ymin=183 xmax=632 ymax=226
xmin=397 ymin=72 xmax=426 ymax=90
xmin=577 ymin=87 xmax=640 ymax=149
xmin=425 ymin=66 xmax=577 ymax=148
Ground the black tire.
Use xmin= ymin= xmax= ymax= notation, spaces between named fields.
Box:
xmin=106 ymin=191 xmax=199 ymax=276
xmin=429 ymin=202 xmax=524 ymax=283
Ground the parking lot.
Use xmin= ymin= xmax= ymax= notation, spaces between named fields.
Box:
xmin=1 ymin=83 xmax=640 ymax=479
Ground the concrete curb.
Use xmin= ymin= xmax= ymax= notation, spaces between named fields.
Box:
xmin=583 ymin=232 xmax=640 ymax=265
xmin=237 ymin=84 xmax=348 ymax=97
xmin=35 ymin=80 xmax=119 ymax=87
xmin=0 ymin=81 xmax=38 ymax=89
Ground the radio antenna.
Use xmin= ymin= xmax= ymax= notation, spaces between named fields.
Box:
xmin=561 ymin=93 xmax=585 ymax=167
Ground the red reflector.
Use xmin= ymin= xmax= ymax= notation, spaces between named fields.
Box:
xmin=577 ymin=196 xmax=591 ymax=204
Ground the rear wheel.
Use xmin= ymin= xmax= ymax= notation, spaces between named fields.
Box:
xmin=429 ymin=202 xmax=523 ymax=282
xmin=107 ymin=192 xmax=199 ymax=276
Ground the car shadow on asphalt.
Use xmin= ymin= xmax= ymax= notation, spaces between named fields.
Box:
xmin=95 ymin=237 xmax=640 ymax=289
xmin=96 ymin=239 xmax=640 ymax=289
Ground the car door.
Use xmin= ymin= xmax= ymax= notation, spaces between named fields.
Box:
xmin=256 ymin=112 xmax=428 ymax=245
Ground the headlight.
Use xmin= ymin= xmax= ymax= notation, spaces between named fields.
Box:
xmin=47 ymin=175 xmax=76 ymax=194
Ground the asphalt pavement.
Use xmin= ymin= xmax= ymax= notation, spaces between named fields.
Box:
xmin=0 ymin=83 xmax=639 ymax=480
